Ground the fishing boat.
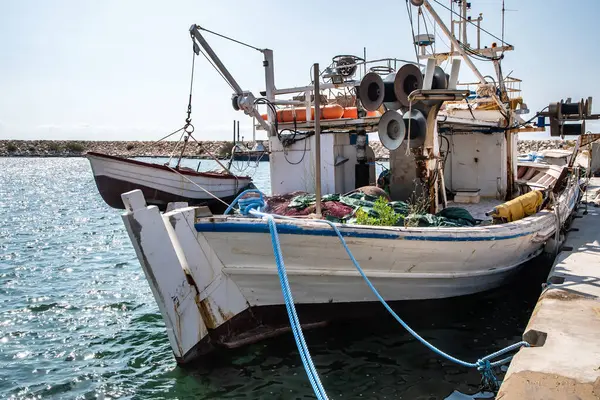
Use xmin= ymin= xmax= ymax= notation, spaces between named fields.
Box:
xmin=119 ymin=0 xmax=592 ymax=365
xmin=229 ymin=120 xmax=270 ymax=162
xmin=230 ymin=141 xmax=269 ymax=162
xmin=87 ymin=152 xmax=253 ymax=212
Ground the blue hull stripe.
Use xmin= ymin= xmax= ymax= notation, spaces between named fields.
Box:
xmin=194 ymin=222 xmax=533 ymax=242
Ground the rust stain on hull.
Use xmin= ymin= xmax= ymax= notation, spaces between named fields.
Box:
xmin=197 ymin=299 xmax=235 ymax=329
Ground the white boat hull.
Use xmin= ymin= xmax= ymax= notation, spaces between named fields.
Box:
xmin=87 ymin=152 xmax=252 ymax=211
xmin=199 ymin=216 xmax=552 ymax=304
xmin=119 ymin=179 xmax=580 ymax=364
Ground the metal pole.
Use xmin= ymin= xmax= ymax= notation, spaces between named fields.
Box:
xmin=477 ymin=15 xmax=482 ymax=49
xmin=450 ymin=1 xmax=454 ymax=54
xmin=263 ymin=49 xmax=277 ymax=136
xmin=501 ymin=0 xmax=505 ymax=46
xmin=236 ymin=120 xmax=240 ymax=143
xmin=313 ymin=63 xmax=322 ymax=218
xmin=462 ymin=0 xmax=468 ymax=46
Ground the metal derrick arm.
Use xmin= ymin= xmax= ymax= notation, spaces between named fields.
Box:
xmin=420 ymin=1 xmax=510 ymax=119
xmin=188 ymin=24 xmax=272 ymax=133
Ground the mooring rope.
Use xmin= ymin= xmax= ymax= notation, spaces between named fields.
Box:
xmin=224 ymin=190 xmax=328 ymax=399
xmin=224 ymin=189 xmax=531 ymax=394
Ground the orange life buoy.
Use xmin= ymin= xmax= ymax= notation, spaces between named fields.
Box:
xmin=261 ymin=104 xmax=356 ymax=122
xmin=342 ymin=107 xmax=358 ymax=119
xmin=321 ymin=104 xmax=344 ymax=120
xmin=342 ymin=107 xmax=380 ymax=119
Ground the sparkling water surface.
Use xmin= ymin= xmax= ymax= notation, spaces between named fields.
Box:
xmin=0 ymin=157 xmax=548 ymax=399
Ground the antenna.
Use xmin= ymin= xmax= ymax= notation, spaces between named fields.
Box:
xmin=501 ymin=1 xmax=518 ymax=49
xmin=501 ymin=0 xmax=505 ymax=45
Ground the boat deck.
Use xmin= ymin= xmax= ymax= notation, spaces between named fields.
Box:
xmin=447 ymin=198 xmax=504 ymax=222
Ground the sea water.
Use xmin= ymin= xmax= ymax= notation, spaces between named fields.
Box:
xmin=0 ymin=157 xmax=548 ymax=399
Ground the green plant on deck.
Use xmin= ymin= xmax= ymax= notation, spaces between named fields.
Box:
xmin=355 ymin=196 xmax=400 ymax=226
xmin=66 ymin=142 xmax=85 ymax=152
xmin=404 ymin=189 xmax=430 ymax=227
xmin=6 ymin=142 xmax=17 ymax=152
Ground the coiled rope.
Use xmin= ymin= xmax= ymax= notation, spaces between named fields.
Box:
xmin=225 ymin=190 xmax=530 ymax=394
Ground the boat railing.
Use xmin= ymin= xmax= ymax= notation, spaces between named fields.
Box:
xmin=456 ymin=76 xmax=522 ymax=100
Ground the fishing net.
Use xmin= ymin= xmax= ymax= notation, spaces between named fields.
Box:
xmin=264 ymin=191 xmax=477 ymax=227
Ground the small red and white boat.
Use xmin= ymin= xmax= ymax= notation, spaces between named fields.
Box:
xmin=87 ymin=152 xmax=253 ymax=212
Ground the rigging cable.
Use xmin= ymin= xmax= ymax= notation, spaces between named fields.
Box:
xmin=282 ymin=132 xmax=312 ymax=165
xmin=164 ymin=165 xmax=232 ymax=208
xmin=405 ymin=0 xmax=421 ymax=62
xmin=197 ymin=26 xmax=264 ymax=53
xmin=420 ymin=7 xmax=435 ymax=55
xmin=431 ymin=0 xmax=512 ymax=48
xmin=185 ymin=50 xmax=196 ymax=126
xmin=196 ymin=46 xmax=237 ymax=92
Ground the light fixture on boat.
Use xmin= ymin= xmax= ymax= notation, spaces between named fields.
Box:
xmin=515 ymin=102 xmax=530 ymax=115
xmin=334 ymin=155 xmax=349 ymax=166
xmin=332 ymin=55 xmax=360 ymax=79
xmin=378 ymin=110 xmax=406 ymax=150
xmin=322 ymin=66 xmax=344 ymax=84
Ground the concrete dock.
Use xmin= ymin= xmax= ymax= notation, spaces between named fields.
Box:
xmin=498 ymin=178 xmax=600 ymax=399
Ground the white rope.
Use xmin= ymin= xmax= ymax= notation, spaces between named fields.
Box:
xmin=165 ymin=165 xmax=232 ymax=208
xmin=166 ymin=130 xmax=186 ymax=166
xmin=406 ymin=100 xmax=413 ymax=156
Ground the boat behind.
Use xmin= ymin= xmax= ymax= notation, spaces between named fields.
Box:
xmin=87 ymin=152 xmax=253 ymax=212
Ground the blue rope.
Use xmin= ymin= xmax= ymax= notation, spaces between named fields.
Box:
xmin=287 ymin=215 xmax=529 ymax=390
xmin=225 ymin=191 xmax=328 ymax=399
xmin=264 ymin=215 xmax=328 ymax=400
xmin=228 ymin=189 xmax=529 ymax=392
xmin=224 ymin=189 xmax=265 ymax=215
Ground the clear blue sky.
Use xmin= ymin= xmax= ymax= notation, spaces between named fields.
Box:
xmin=1 ymin=0 xmax=598 ymax=141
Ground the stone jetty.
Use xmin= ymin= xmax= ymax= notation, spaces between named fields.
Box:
xmin=498 ymin=178 xmax=600 ymax=400
xmin=0 ymin=139 xmax=578 ymax=160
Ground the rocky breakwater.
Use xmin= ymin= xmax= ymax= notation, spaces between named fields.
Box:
xmin=0 ymin=139 xmax=579 ymax=160
xmin=517 ymin=139 xmax=576 ymax=154
xmin=0 ymin=140 xmax=233 ymax=158
xmin=370 ymin=140 xmax=578 ymax=159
